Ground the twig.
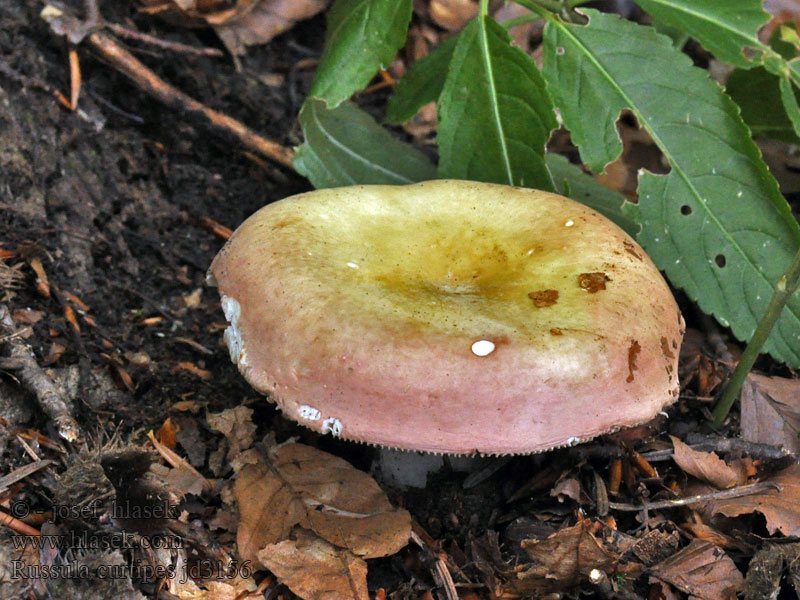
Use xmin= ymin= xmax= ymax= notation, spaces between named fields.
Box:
xmin=105 ymin=23 xmax=224 ymax=57
xmin=0 ymin=509 xmax=41 ymax=537
xmin=712 ymin=246 xmax=800 ymax=427
xmin=608 ymin=480 xmax=781 ymax=512
xmin=0 ymin=459 xmax=54 ymax=494
xmin=639 ymin=436 xmax=792 ymax=463
xmin=84 ymin=30 xmax=295 ymax=168
xmin=0 ymin=305 xmax=81 ymax=442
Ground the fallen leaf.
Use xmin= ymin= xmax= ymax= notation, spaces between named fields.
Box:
xmin=631 ymin=528 xmax=680 ymax=566
xmin=647 ymin=577 xmax=682 ymax=600
xmin=140 ymin=0 xmax=329 ymax=56
xmin=258 ymin=529 xmax=368 ymax=600
xmin=214 ymin=0 xmax=329 ymax=55
xmin=182 ymin=287 xmax=203 ymax=308
xmin=512 ymin=520 xmax=618 ymax=594
xmin=742 ymin=543 xmax=800 ymax=600
xmin=235 ymin=442 xmax=411 ymax=564
xmin=429 ymin=0 xmax=477 ymax=31
xmin=550 ymin=476 xmax=582 ymax=503
xmin=741 ymin=373 xmax=800 ymax=454
xmin=207 ymin=405 xmax=257 ymax=465
xmin=157 ymin=416 xmax=179 ymax=449
xmin=11 ymin=308 xmax=44 ymax=324
xmin=711 ymin=464 xmax=800 ymax=536
xmin=650 ymin=539 xmax=743 ymax=600
xmin=670 ymin=436 xmax=743 ymax=489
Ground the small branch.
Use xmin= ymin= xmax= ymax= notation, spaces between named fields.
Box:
xmin=85 ymin=31 xmax=295 ymax=169
xmin=712 ymin=246 xmax=800 ymax=428
xmin=0 ymin=306 xmax=81 ymax=443
xmin=105 ymin=23 xmax=224 ymax=57
xmin=608 ymin=480 xmax=781 ymax=512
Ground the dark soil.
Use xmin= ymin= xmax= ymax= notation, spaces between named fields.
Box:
xmin=2 ymin=2 xmax=798 ymax=600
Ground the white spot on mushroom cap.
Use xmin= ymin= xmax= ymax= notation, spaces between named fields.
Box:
xmin=298 ymin=405 xmax=321 ymax=420
xmin=565 ymin=220 xmax=574 ymax=227
xmin=221 ymin=295 xmax=246 ymax=366
xmin=346 ymin=262 xmax=359 ymax=269
xmin=471 ymin=340 xmax=495 ymax=356
xmin=322 ymin=417 xmax=343 ymax=436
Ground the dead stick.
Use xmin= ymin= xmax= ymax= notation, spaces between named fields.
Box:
xmin=608 ymin=480 xmax=781 ymax=512
xmin=85 ymin=30 xmax=295 ymax=169
xmin=0 ymin=305 xmax=81 ymax=442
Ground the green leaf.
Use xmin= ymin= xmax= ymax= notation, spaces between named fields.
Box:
xmin=632 ymin=0 xmax=769 ymax=68
xmin=294 ymin=98 xmax=436 ymax=188
xmin=546 ymin=153 xmax=638 ymax=237
xmin=309 ymin=0 xmax=413 ymax=108
xmin=779 ymin=75 xmax=800 ymax=139
xmin=437 ymin=15 xmax=557 ymax=189
xmin=542 ymin=10 xmax=800 ymax=366
xmin=385 ymin=35 xmax=458 ymax=123
xmin=726 ymin=67 xmax=800 ymax=142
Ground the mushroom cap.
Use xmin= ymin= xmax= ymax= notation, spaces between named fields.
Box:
xmin=209 ymin=180 xmax=684 ymax=455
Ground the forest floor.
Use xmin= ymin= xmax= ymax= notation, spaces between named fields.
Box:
xmin=1 ymin=2 xmax=800 ymax=600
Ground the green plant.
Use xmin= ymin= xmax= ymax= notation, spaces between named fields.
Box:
xmin=292 ymin=0 xmax=800 ymax=392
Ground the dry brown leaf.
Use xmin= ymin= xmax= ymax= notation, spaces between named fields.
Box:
xmin=711 ymin=464 xmax=800 ymax=536
xmin=742 ymin=543 xmax=800 ymax=600
xmin=511 ymin=520 xmax=618 ymax=595
xmin=647 ymin=577 xmax=682 ymax=600
xmin=235 ymin=442 xmax=411 ymax=564
xmin=650 ymin=539 xmax=743 ymax=600
xmin=430 ymin=0 xmax=478 ymax=31
xmin=741 ymin=373 xmax=800 ymax=454
xmin=258 ymin=529 xmax=368 ymax=600
xmin=207 ymin=405 xmax=257 ymax=465
xmin=214 ymin=0 xmax=329 ymax=55
xmin=140 ymin=0 xmax=328 ymax=56
xmin=670 ymin=436 xmax=743 ymax=489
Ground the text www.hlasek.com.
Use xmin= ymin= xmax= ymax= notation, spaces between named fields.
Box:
xmin=12 ymin=529 xmax=183 ymax=551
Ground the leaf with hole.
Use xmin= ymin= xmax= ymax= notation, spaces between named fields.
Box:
xmin=632 ymin=0 xmax=769 ymax=68
xmin=546 ymin=153 xmax=637 ymax=237
xmin=542 ymin=10 xmax=800 ymax=366
xmin=437 ymin=15 xmax=557 ymax=189
xmin=294 ymin=98 xmax=436 ymax=189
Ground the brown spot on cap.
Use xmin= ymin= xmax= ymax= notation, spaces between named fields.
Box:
xmin=623 ymin=240 xmax=643 ymax=261
xmin=660 ymin=336 xmax=675 ymax=360
xmin=550 ymin=328 xmax=563 ymax=336
xmin=578 ymin=272 xmax=610 ymax=293
xmin=528 ymin=289 xmax=559 ymax=308
xmin=626 ymin=340 xmax=641 ymax=383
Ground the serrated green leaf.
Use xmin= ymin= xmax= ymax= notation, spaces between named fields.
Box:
xmin=546 ymin=153 xmax=637 ymax=237
xmin=309 ymin=0 xmax=413 ymax=108
xmin=385 ymin=35 xmax=458 ymax=123
xmin=633 ymin=0 xmax=769 ymax=68
xmin=437 ymin=15 xmax=557 ymax=189
xmin=294 ymin=98 xmax=436 ymax=188
xmin=726 ymin=67 xmax=800 ymax=142
xmin=542 ymin=10 xmax=800 ymax=366
xmin=779 ymin=75 xmax=800 ymax=138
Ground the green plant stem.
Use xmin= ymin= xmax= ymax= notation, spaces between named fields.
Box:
xmin=514 ymin=0 xmax=563 ymax=14
xmin=479 ymin=0 xmax=489 ymax=17
xmin=500 ymin=13 xmax=543 ymax=30
xmin=711 ymin=246 xmax=800 ymax=428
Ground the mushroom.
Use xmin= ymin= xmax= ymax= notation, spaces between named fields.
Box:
xmin=208 ymin=180 xmax=684 ymax=464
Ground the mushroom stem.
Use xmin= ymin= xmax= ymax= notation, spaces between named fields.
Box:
xmin=377 ymin=449 xmax=490 ymax=488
